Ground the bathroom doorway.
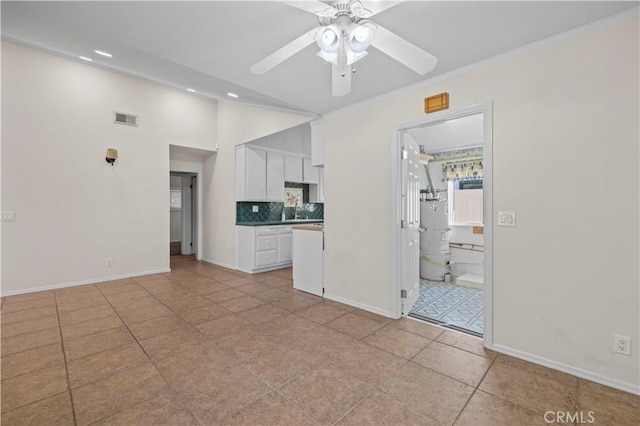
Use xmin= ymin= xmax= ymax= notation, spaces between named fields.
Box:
xmin=170 ymin=172 xmax=197 ymax=256
xmin=391 ymin=102 xmax=493 ymax=345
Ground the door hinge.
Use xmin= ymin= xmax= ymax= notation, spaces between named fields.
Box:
xmin=190 ymin=184 xmax=193 ymax=189
xmin=401 ymin=289 xmax=407 ymax=298
xmin=401 ymin=149 xmax=408 ymax=160
xmin=190 ymin=242 xmax=193 ymax=247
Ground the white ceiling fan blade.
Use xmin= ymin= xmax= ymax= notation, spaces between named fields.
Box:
xmin=370 ymin=24 xmax=438 ymax=75
xmin=280 ymin=1 xmax=338 ymax=18
xmin=332 ymin=64 xmax=352 ymax=97
xmin=358 ymin=0 xmax=403 ymax=17
xmin=251 ymin=29 xmax=319 ymax=75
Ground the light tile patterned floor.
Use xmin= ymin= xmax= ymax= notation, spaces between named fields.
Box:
xmin=410 ymin=280 xmax=484 ymax=336
xmin=1 ymin=256 xmax=638 ymax=425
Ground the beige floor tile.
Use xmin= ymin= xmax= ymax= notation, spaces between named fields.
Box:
xmin=127 ymin=313 xmax=189 ymax=340
xmin=1 ymin=303 xmax=56 ymax=320
xmin=389 ymin=317 xmax=445 ymax=340
xmin=290 ymin=325 xmax=358 ymax=358
xmin=54 ymin=285 xmax=101 ymax=298
xmin=455 ymin=389 xmax=545 ymax=425
xmin=160 ymin=294 xmax=213 ymax=312
xmin=103 ymin=288 xmax=150 ymax=303
xmin=223 ymin=391 xmax=315 ymax=425
xmin=330 ymin=341 xmax=407 ymax=386
xmin=2 ymin=292 xmax=56 ymax=315
xmin=205 ymin=288 xmax=246 ymax=303
xmin=272 ymin=295 xmax=321 ymax=312
xmin=0 ymin=391 xmax=74 ymax=426
xmin=436 ymin=330 xmax=497 ymax=359
xmin=296 ymin=303 xmax=349 ymax=324
xmin=413 ymin=341 xmax=493 ymax=387
xmin=196 ymin=314 xmax=252 ymax=339
xmin=60 ymin=314 xmax=124 ymax=340
xmin=64 ymin=327 xmax=135 ymax=361
xmin=336 ymin=390 xmax=436 ymax=425
xmin=139 ymin=328 xmax=205 ymax=360
xmin=479 ymin=362 xmax=577 ymax=415
xmin=352 ymin=309 xmax=393 ymax=324
xmin=237 ymin=282 xmax=273 ymax=295
xmin=261 ymin=277 xmax=294 ymax=288
xmin=278 ymin=363 xmax=373 ymax=424
xmin=58 ymin=303 xmax=116 ymax=325
xmin=495 ymin=353 xmax=577 ymax=387
xmin=186 ymin=280 xmax=230 ymax=295
xmin=1 ymin=343 xmax=65 ymax=380
xmin=109 ymin=295 xmax=163 ymax=312
xmin=255 ymin=313 xmax=319 ymax=340
xmin=219 ymin=295 xmax=266 ymax=313
xmin=1 ymin=327 xmax=61 ymax=357
xmin=244 ymin=344 xmax=325 ymax=387
xmin=237 ymin=303 xmax=289 ymax=324
xmin=363 ymin=325 xmax=432 ymax=359
xmin=326 ymin=312 xmax=386 ymax=340
xmin=175 ymin=363 xmax=272 ymax=424
xmin=321 ymin=299 xmax=357 ymax=312
xmin=577 ymin=381 xmax=640 ymax=426
xmin=97 ymin=279 xmax=142 ymax=295
xmin=0 ymin=363 xmax=68 ymax=412
xmin=2 ymin=290 xmax=54 ymax=305
xmin=177 ymin=303 xmax=232 ymax=325
xmin=72 ymin=363 xmax=169 ymax=425
xmin=132 ymin=273 xmax=170 ymax=283
xmin=56 ymin=296 xmax=109 ymax=313
xmin=253 ymin=288 xmax=294 ymax=302
xmin=92 ymin=392 xmax=198 ymax=426
xmin=118 ymin=303 xmax=174 ymax=325
xmin=221 ymin=277 xmax=259 ymax=288
xmin=137 ymin=279 xmax=184 ymax=295
xmin=1 ymin=314 xmax=60 ymax=338
xmin=67 ymin=342 xmax=149 ymax=388
xmin=216 ymin=329 xmax=284 ymax=363
xmin=380 ymin=362 xmax=474 ymax=424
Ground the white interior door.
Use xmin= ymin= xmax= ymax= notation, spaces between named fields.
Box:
xmin=401 ymin=134 xmax=421 ymax=315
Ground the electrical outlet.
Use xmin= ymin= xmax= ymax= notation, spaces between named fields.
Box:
xmin=252 ymin=205 xmax=259 ymax=213
xmin=106 ymin=258 xmax=113 ymax=268
xmin=614 ymin=335 xmax=631 ymax=356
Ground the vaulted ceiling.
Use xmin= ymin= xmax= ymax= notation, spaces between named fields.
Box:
xmin=2 ymin=1 xmax=636 ymax=115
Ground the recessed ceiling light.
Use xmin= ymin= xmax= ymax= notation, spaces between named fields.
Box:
xmin=227 ymin=92 xmax=239 ymax=98
xmin=79 ymin=56 xmax=93 ymax=62
xmin=186 ymin=88 xmax=196 ymax=93
xmin=93 ymin=50 xmax=113 ymax=58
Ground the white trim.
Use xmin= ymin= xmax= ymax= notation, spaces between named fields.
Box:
xmin=493 ymin=344 xmax=640 ymax=396
xmin=0 ymin=269 xmax=171 ymax=297
xmin=325 ymin=7 xmax=639 ymax=119
xmin=324 ymin=292 xmax=395 ymax=319
xmin=389 ymin=101 xmax=494 ymax=348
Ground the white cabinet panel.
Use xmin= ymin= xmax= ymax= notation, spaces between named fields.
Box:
xmin=237 ymin=225 xmax=294 ymax=274
xmin=278 ymin=233 xmax=293 ymax=263
xmin=256 ymin=250 xmax=277 ymax=267
xmin=266 ymin=152 xmax=284 ymax=202
xmin=303 ymin=157 xmax=319 ymax=184
xmin=284 ymin=155 xmax=303 ymax=182
xmin=236 ymin=146 xmax=266 ymax=201
xmin=310 ymin=119 xmax=324 ymax=167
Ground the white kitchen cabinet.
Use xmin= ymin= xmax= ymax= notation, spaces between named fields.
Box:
xmin=266 ymin=152 xmax=284 ymax=202
xmin=303 ymin=157 xmax=319 ymax=184
xmin=309 ymin=168 xmax=324 ymax=203
xmin=237 ymin=225 xmax=294 ymax=273
xmin=310 ymin=119 xmax=324 ymax=167
xmin=236 ymin=146 xmax=266 ymax=201
xmin=284 ymin=155 xmax=303 ymax=182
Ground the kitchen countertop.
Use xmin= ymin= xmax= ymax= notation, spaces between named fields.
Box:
xmin=292 ymin=224 xmax=324 ymax=231
xmin=236 ymin=220 xmax=323 ymax=227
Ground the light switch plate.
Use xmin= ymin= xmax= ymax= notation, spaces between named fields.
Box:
xmin=252 ymin=205 xmax=259 ymax=213
xmin=1 ymin=212 xmax=16 ymax=222
xmin=498 ymin=211 xmax=516 ymax=227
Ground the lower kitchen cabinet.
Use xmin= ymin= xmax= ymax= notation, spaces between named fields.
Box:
xmin=236 ymin=225 xmax=293 ymax=273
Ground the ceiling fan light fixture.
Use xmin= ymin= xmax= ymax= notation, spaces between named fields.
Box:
xmin=317 ymin=50 xmax=338 ymax=65
xmin=348 ymin=22 xmax=375 ymax=53
xmin=316 ymin=25 xmax=341 ymax=53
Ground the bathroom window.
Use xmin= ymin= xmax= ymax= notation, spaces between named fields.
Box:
xmin=449 ymin=179 xmax=483 ymax=225
xmin=170 ymin=189 xmax=182 ymax=211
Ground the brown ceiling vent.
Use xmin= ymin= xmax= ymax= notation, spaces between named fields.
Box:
xmin=113 ymin=112 xmax=138 ymax=127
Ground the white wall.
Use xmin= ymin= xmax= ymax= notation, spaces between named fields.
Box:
xmin=1 ymin=41 xmax=218 ymax=294
xmin=201 ymin=102 xmax=313 ymax=269
xmin=323 ymin=18 xmax=639 ymax=390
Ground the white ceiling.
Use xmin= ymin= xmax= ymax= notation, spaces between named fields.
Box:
xmin=2 ymin=1 xmax=636 ymax=115
xmin=408 ymin=113 xmax=483 ymax=153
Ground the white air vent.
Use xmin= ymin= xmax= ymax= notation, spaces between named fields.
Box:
xmin=113 ymin=112 xmax=138 ymax=127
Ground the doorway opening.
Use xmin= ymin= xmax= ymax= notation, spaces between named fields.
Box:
xmin=170 ymin=172 xmax=198 ymax=257
xmin=390 ymin=102 xmax=493 ymax=346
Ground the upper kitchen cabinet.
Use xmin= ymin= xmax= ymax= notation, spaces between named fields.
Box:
xmin=310 ymin=119 xmax=324 ymax=167
xmin=236 ymin=145 xmax=284 ymax=202
xmin=303 ymin=158 xmax=319 ymax=184
xmin=284 ymin=155 xmax=303 ymax=182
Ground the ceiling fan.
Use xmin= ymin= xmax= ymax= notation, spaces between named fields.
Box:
xmin=251 ymin=0 xmax=438 ymax=97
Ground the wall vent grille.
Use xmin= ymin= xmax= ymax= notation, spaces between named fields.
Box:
xmin=113 ymin=112 xmax=138 ymax=127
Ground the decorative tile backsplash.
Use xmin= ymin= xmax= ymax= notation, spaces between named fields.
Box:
xmin=236 ymin=202 xmax=324 ymax=223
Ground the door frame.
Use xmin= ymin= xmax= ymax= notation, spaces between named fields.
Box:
xmin=170 ymin=171 xmax=203 ymax=260
xmin=389 ymin=101 xmax=494 ymax=349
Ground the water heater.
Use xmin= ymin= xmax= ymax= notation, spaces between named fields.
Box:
xmin=420 ymin=200 xmax=451 ymax=281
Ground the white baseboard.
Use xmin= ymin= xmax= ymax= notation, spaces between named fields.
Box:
xmin=200 ymin=257 xmax=237 ymax=271
xmin=323 ymin=292 xmax=397 ymax=319
xmin=0 ymin=269 xmax=171 ymax=297
xmin=492 ymin=344 xmax=640 ymax=396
